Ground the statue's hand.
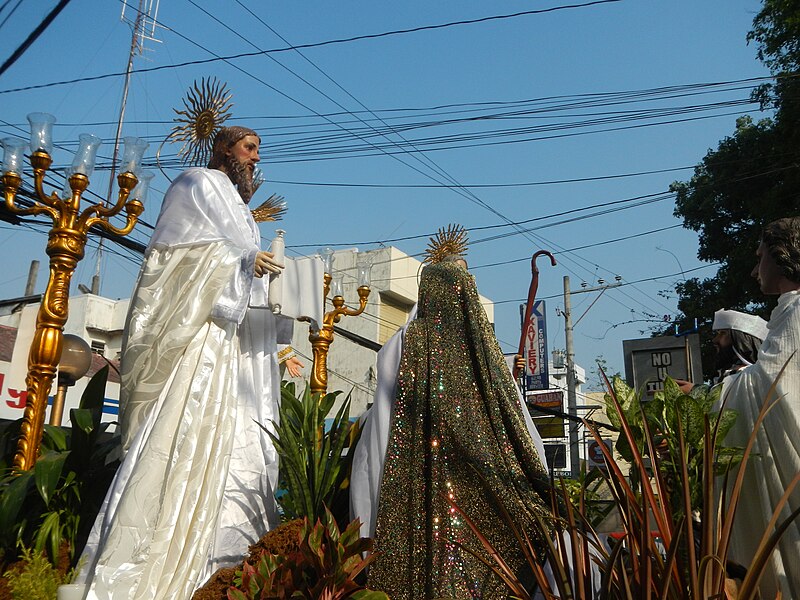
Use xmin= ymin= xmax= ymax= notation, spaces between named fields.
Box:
xmin=255 ymin=250 xmax=284 ymax=278
xmin=284 ymin=356 xmax=305 ymax=378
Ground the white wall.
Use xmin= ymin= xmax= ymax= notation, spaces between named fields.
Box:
xmin=0 ymin=295 xmax=127 ymax=426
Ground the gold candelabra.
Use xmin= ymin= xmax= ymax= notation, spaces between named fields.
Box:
xmin=2 ymin=113 xmax=150 ymax=470
xmin=308 ymin=250 xmax=372 ymax=394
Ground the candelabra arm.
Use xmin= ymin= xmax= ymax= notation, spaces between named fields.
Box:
xmin=30 ymin=151 xmax=62 ymax=209
xmin=83 ymin=200 xmax=144 ymax=237
xmin=339 ymin=286 xmax=371 ymax=318
xmin=3 ymin=170 xmax=60 ymax=221
xmin=78 ymin=172 xmax=137 ymax=224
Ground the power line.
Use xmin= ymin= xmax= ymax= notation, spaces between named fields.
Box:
xmin=0 ymin=0 xmax=623 ymax=94
xmin=265 ymin=165 xmax=696 ymax=188
xmin=492 ymin=263 xmax=721 ymax=306
xmin=13 ymin=73 xmax=777 ymax=128
xmin=470 ymin=225 xmax=684 ymax=270
xmin=0 ymin=0 xmax=23 ymax=31
xmin=258 ymin=107 xmax=763 ymax=163
xmin=0 ymin=0 xmax=74 ymax=78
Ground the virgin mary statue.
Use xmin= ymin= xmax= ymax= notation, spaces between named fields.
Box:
xmin=367 ymin=254 xmax=554 ymax=599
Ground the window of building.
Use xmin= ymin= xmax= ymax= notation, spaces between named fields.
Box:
xmin=378 ymin=296 xmax=413 ymax=345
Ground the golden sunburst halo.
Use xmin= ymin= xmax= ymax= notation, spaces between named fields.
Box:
xmin=169 ymin=77 xmax=233 ymax=167
xmin=424 ymin=224 xmax=469 ymax=264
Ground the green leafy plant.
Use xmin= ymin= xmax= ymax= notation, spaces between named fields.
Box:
xmin=0 ymin=367 xmax=120 ymax=568
xmin=603 ymin=375 xmax=743 ymax=515
xmin=3 ymin=545 xmax=74 ymax=600
xmin=263 ymin=382 xmax=361 ymax=526
xmin=449 ymin=365 xmax=800 ymax=599
xmin=226 ymin=509 xmax=388 ymax=600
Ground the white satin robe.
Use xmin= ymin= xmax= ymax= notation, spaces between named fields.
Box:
xmin=74 ymin=168 xmax=288 ymax=599
xmin=724 ymin=290 xmax=800 ymax=599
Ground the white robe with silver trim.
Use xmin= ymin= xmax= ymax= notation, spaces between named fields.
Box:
xmin=75 ymin=168 xmax=288 ymax=599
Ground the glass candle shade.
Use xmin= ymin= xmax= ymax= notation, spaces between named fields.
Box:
xmin=121 ymin=136 xmax=149 ymax=175
xmin=1 ymin=137 xmax=27 ymax=174
xmin=356 ymin=253 xmax=373 ymax=287
xmin=131 ymin=170 xmax=154 ymax=203
xmin=27 ymin=112 xmax=56 ymax=154
xmin=70 ymin=134 xmax=102 ymax=177
xmin=318 ymin=247 xmax=335 ymax=274
xmin=330 ymin=275 xmax=344 ymax=299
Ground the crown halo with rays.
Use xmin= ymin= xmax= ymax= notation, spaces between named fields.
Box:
xmin=162 ymin=78 xmax=287 ymax=222
xmin=424 ymin=224 xmax=469 ymax=264
xmin=168 ymin=77 xmax=233 ymax=168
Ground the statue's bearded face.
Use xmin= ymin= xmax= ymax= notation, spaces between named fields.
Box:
xmin=223 ymin=134 xmax=260 ymax=203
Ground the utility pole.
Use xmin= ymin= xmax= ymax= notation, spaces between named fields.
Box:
xmin=563 ymin=276 xmax=579 ymax=477
xmin=562 ymin=274 xmax=622 ymax=477
xmin=24 ymin=260 xmax=39 ymax=296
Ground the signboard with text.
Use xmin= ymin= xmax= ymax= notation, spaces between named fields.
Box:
xmin=587 ymin=438 xmax=613 ymax=470
xmin=527 ymin=389 xmax=564 ymax=438
xmin=1 ymin=360 xmax=120 ymax=424
xmin=622 ymin=334 xmax=702 ymax=397
xmin=0 ymin=366 xmax=27 ymax=413
xmin=523 ymin=300 xmax=549 ymax=391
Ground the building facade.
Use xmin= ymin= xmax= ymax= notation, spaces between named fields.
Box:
xmin=0 ymin=294 xmax=126 ymax=426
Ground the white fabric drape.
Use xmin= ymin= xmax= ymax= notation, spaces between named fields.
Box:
xmin=723 ymin=290 xmax=800 ymax=599
xmin=74 ymin=169 xmax=286 ymax=599
xmin=349 ymin=305 xmax=548 ymax=539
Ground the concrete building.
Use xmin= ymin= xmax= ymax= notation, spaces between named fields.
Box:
xmin=0 ymin=293 xmax=127 ymax=426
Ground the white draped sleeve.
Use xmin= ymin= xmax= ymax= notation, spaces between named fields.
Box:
xmin=723 ymin=291 xmax=800 ymax=599
xmin=119 ymin=242 xmax=245 ymax=452
xmin=147 ymin=168 xmax=261 ymax=324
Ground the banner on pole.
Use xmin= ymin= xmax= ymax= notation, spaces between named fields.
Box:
xmin=523 ymin=300 xmax=549 ymax=391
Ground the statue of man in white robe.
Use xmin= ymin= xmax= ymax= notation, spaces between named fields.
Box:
xmin=74 ymin=126 xmax=293 ymax=599
xmin=724 ymin=216 xmax=800 ymax=598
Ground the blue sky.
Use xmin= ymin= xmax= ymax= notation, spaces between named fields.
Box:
xmin=0 ymin=1 xmax=770 ymax=387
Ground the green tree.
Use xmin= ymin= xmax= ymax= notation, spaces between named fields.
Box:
xmin=668 ymin=0 xmax=800 ymax=380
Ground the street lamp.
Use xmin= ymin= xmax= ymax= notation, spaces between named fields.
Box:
xmin=49 ymin=334 xmax=93 ymax=427
xmin=2 ymin=112 xmax=146 ymax=470
xmin=309 ymin=249 xmax=372 ymax=394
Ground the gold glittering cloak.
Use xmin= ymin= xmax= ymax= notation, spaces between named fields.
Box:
xmin=368 ymin=262 xmax=552 ymax=599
